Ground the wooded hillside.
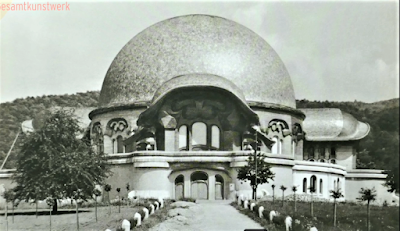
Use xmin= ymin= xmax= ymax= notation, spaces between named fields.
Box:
xmin=0 ymin=92 xmax=398 ymax=190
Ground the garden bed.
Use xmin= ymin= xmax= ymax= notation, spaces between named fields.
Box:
xmin=232 ymin=199 xmax=399 ymax=231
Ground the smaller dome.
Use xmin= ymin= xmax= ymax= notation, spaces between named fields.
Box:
xmin=300 ymin=108 xmax=370 ymax=141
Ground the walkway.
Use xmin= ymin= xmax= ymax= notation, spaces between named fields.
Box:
xmin=149 ymin=200 xmax=264 ymax=231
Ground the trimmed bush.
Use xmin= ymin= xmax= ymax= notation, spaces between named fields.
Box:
xmin=129 ymin=217 xmax=137 ymax=227
xmin=179 ymin=197 xmax=197 ymax=203
xmin=262 ymin=210 xmax=269 ymax=220
xmin=138 ymin=208 xmax=146 ymax=221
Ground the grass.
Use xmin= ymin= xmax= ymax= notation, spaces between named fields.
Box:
xmin=232 ymin=199 xmax=399 ymax=231
xmin=0 ymin=198 xmax=175 ymax=230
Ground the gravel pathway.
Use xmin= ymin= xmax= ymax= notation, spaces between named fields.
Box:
xmin=149 ymin=200 xmax=264 ymax=231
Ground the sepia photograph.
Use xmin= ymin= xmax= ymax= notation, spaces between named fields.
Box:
xmin=0 ymin=1 xmax=399 ymax=230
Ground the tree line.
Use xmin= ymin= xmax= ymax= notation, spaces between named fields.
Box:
xmin=0 ymin=92 xmax=398 ymax=191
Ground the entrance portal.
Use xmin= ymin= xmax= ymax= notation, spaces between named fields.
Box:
xmin=191 ymin=171 xmax=208 ymax=199
xmin=215 ymin=174 xmax=224 ymax=199
xmin=175 ymin=175 xmax=184 ymax=200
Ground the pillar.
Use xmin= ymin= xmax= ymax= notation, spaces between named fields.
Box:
xmin=184 ymin=172 xmax=191 ymax=198
xmin=208 ymin=174 xmax=216 ymax=200
xmin=160 ymin=113 xmax=177 ymax=151
xmin=164 ymin=130 xmax=175 ymax=151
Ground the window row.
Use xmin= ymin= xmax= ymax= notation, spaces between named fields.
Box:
xmin=302 ymin=175 xmax=323 ymax=194
xmin=178 ymin=123 xmax=220 ymax=151
xmin=305 ymin=146 xmax=336 ymax=160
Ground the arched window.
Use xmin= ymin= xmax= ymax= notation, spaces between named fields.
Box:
xmin=292 ymin=141 xmax=296 ymax=156
xmin=192 ymin=122 xmax=207 ymax=150
xmin=278 ymin=139 xmax=282 ymax=154
xmin=117 ymin=136 xmax=124 ymax=153
xmin=175 ymin=175 xmax=184 ymax=200
xmin=178 ymin=125 xmax=188 ymax=151
xmin=92 ymin=123 xmax=104 ymax=154
xmin=318 ymin=146 xmax=325 ymax=159
xmin=330 ymin=147 xmax=336 ymax=159
xmin=175 ymin=175 xmax=184 ymax=184
xmin=337 ymin=178 xmax=340 ymax=190
xmin=310 ymin=175 xmax=317 ymax=192
xmin=112 ymin=139 xmax=116 ymax=153
xmin=272 ymin=136 xmax=279 ymax=154
xmin=215 ymin=174 xmax=224 ymax=200
xmin=319 ymin=179 xmax=323 ymax=194
xmin=303 ymin=178 xmax=307 ymax=193
xmin=211 ymin=125 xmax=220 ymax=150
xmin=308 ymin=146 xmax=315 ymax=159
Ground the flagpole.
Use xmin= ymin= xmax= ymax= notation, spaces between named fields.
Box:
xmin=255 ymin=129 xmax=257 ymax=201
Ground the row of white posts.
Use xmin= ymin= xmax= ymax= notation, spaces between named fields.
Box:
xmin=105 ymin=198 xmax=164 ymax=231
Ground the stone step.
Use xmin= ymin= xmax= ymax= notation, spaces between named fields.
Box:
xmin=195 ymin=199 xmax=233 ymax=204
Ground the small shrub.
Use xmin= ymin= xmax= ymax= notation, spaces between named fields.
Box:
xmin=129 ymin=217 xmax=137 ymax=227
xmin=262 ymin=209 xmax=269 ymax=220
xmin=138 ymin=209 xmax=146 ymax=221
xmin=272 ymin=215 xmax=285 ymax=227
xmin=179 ymin=197 xmax=196 ymax=203
xmin=383 ymin=200 xmax=389 ymax=207
xmin=254 ymin=204 xmax=260 ymax=212
xmin=116 ymin=227 xmax=124 ymax=231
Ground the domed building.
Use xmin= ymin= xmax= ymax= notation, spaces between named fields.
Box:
xmin=1 ymin=15 xmax=394 ymax=206
xmin=86 ymin=15 xmax=392 ymax=203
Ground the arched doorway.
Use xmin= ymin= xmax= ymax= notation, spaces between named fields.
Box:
xmin=215 ymin=174 xmax=224 ymax=200
xmin=191 ymin=171 xmax=208 ymax=199
xmin=175 ymin=175 xmax=184 ymax=200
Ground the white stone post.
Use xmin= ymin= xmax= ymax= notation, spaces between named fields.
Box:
xmin=244 ymin=200 xmax=249 ymax=209
xmin=158 ymin=197 xmax=164 ymax=208
xmin=154 ymin=201 xmax=159 ymax=210
xmin=134 ymin=212 xmax=141 ymax=227
xmin=250 ymin=202 xmax=256 ymax=211
xmin=258 ymin=206 xmax=264 ymax=218
xmin=149 ymin=204 xmax=155 ymax=214
xmin=121 ymin=219 xmax=130 ymax=231
xmin=143 ymin=207 xmax=149 ymax=219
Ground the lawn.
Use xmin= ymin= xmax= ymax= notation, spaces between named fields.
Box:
xmin=0 ymin=199 xmax=173 ymax=231
xmin=232 ymin=199 xmax=399 ymax=231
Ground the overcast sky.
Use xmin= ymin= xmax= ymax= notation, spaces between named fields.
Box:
xmin=1 ymin=0 xmax=398 ymax=104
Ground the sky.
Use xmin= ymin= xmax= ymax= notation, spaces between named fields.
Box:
xmin=0 ymin=0 xmax=399 ymax=104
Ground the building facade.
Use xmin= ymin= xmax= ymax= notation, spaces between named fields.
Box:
xmin=87 ymin=15 xmax=392 ymax=203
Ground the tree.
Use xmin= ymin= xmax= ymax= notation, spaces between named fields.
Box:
xmin=93 ymin=188 xmax=102 ymax=222
xmin=330 ymin=188 xmax=344 ymax=227
xmin=237 ymin=151 xmax=275 ymax=200
xmin=357 ymin=187 xmax=377 ymax=231
xmin=280 ymin=185 xmax=287 ymax=207
xmin=126 ymin=183 xmax=130 ymax=206
xmin=309 ymin=186 xmax=316 ymax=217
xmin=116 ymin=187 xmax=121 ymax=213
xmin=292 ymin=186 xmax=298 ymax=212
xmin=104 ymin=184 xmax=112 ymax=214
xmin=271 ymin=184 xmax=276 ymax=203
xmin=46 ymin=197 xmax=55 ymax=231
xmin=12 ymin=109 xmax=110 ymax=215
xmin=3 ymin=189 xmax=18 ymax=224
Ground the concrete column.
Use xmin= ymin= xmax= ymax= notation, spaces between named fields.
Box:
xmin=223 ymin=131 xmax=241 ymax=151
xmin=160 ymin=113 xmax=177 ymax=151
xmin=208 ymin=174 xmax=216 ymax=200
xmin=164 ymin=129 xmax=175 ymax=151
xmin=184 ymin=172 xmax=191 ymax=198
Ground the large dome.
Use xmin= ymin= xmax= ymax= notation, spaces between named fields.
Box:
xmin=99 ymin=14 xmax=296 ymax=109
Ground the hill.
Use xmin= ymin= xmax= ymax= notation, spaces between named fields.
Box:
xmin=0 ymin=92 xmax=398 ymax=191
